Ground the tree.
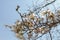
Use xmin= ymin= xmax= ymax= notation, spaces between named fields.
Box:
xmin=5 ymin=0 xmax=60 ymax=40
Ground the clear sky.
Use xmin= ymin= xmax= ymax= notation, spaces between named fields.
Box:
xmin=0 ymin=0 xmax=60 ymax=40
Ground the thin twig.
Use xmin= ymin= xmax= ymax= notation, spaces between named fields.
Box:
xmin=49 ymin=30 xmax=52 ymax=40
xmin=33 ymin=0 xmax=56 ymax=13
xmin=17 ymin=11 xmax=24 ymax=22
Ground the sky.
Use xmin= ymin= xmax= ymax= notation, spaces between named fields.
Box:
xmin=0 ymin=0 xmax=60 ymax=40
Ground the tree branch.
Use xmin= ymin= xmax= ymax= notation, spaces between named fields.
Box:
xmin=49 ymin=30 xmax=52 ymax=40
xmin=33 ymin=0 xmax=56 ymax=12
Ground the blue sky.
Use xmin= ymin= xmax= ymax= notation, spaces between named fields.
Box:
xmin=0 ymin=0 xmax=60 ymax=40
